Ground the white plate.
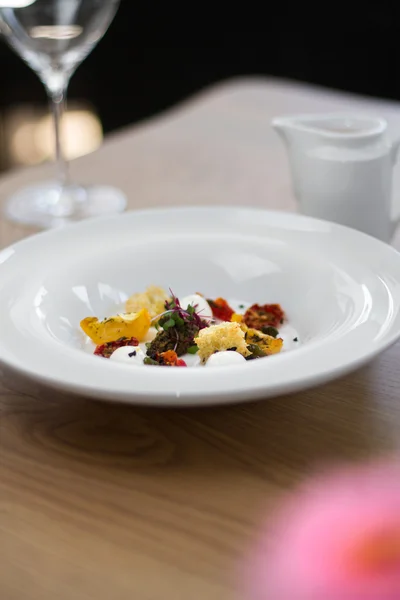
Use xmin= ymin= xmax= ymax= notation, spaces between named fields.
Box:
xmin=1 ymin=206 xmax=400 ymax=407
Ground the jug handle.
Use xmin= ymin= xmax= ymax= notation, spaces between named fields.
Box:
xmin=391 ymin=138 xmax=400 ymax=237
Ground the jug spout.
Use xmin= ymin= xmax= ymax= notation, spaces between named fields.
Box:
xmin=272 ymin=114 xmax=387 ymax=148
xmin=271 ymin=116 xmax=319 ymax=148
xmin=271 ymin=117 xmax=298 ymax=146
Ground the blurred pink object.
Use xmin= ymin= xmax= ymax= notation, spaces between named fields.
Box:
xmin=245 ymin=459 xmax=400 ymax=600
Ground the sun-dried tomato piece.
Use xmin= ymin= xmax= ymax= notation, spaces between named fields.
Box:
xmin=159 ymin=350 xmax=187 ymax=367
xmin=243 ymin=304 xmax=285 ymax=330
xmin=144 ymin=352 xmax=187 ymax=366
xmin=207 ymin=297 xmax=235 ymax=321
xmin=94 ymin=336 xmax=139 ymax=358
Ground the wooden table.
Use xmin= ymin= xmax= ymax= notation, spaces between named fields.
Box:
xmin=1 ymin=78 xmax=400 ymax=600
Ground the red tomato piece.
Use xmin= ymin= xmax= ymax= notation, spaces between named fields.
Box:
xmin=243 ymin=304 xmax=285 ymax=330
xmin=94 ymin=336 xmax=139 ymax=358
xmin=207 ymin=297 xmax=235 ymax=321
xmin=159 ymin=350 xmax=187 ymax=367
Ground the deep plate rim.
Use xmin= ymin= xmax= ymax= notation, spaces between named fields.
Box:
xmin=1 ymin=205 xmax=400 ymax=406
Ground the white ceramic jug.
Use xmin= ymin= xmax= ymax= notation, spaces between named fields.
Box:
xmin=272 ymin=114 xmax=400 ymax=242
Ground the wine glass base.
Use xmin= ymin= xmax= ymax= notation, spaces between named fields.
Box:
xmin=4 ymin=181 xmax=127 ymax=229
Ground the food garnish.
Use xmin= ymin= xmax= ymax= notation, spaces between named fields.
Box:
xmin=261 ymin=326 xmax=279 ymax=338
xmin=144 ymin=350 xmax=187 ymax=367
xmin=243 ymin=303 xmax=285 ymax=330
xmin=126 ymin=285 xmax=171 ymax=319
xmin=80 ymin=288 xmax=289 ymax=367
xmin=244 ymin=326 xmax=283 ymax=356
xmin=207 ymin=297 xmax=235 ymax=322
xmin=146 ymin=292 xmax=208 ymax=358
xmin=231 ymin=313 xmax=243 ymax=323
xmin=80 ymin=308 xmax=151 ymax=344
xmin=195 ymin=321 xmax=250 ymax=363
xmin=245 ymin=343 xmax=267 ymax=360
xmin=94 ymin=336 xmax=139 ymax=358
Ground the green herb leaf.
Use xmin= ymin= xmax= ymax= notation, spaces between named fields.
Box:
xmin=245 ymin=344 xmax=267 ymax=360
xmin=162 ymin=318 xmax=175 ymax=330
xmin=144 ymin=357 xmax=159 ymax=366
xmin=261 ymin=326 xmax=279 ymax=338
xmin=187 ymin=345 xmax=199 ymax=354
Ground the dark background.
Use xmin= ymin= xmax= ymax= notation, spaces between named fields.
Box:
xmin=1 ymin=1 xmax=400 ymax=136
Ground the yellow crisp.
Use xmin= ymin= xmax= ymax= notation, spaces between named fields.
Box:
xmin=80 ymin=308 xmax=151 ymax=345
xmin=231 ymin=313 xmax=243 ymax=323
xmin=245 ymin=327 xmax=283 ymax=355
xmin=126 ymin=285 xmax=170 ymax=319
xmin=195 ymin=322 xmax=250 ymax=363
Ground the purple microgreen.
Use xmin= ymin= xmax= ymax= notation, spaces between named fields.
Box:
xmin=168 ymin=288 xmax=181 ymax=308
xmin=152 ymin=289 xmax=209 ymax=331
xmin=147 ymin=290 xmax=211 ymax=357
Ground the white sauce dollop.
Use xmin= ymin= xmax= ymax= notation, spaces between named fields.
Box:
xmin=110 ymin=346 xmax=145 ymax=365
xmin=180 ymin=293 xmax=213 ymax=321
xmin=143 ymin=326 xmax=158 ymax=342
xmin=205 ymin=350 xmax=246 ymax=367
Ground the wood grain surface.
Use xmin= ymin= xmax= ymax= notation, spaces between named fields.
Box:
xmin=1 ymin=78 xmax=400 ymax=600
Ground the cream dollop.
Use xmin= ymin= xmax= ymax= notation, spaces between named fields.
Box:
xmin=109 ymin=346 xmax=145 ymax=365
xmin=180 ymin=293 xmax=213 ymax=321
xmin=205 ymin=350 xmax=246 ymax=367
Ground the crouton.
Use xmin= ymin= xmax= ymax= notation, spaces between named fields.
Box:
xmin=195 ymin=321 xmax=250 ymax=363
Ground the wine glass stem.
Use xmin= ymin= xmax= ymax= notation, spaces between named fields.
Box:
xmin=49 ymin=87 xmax=69 ymax=186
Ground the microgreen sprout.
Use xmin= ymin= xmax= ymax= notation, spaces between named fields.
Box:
xmin=147 ymin=290 xmax=209 ymax=358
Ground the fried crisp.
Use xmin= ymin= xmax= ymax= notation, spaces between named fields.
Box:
xmin=126 ymin=285 xmax=170 ymax=319
xmin=195 ymin=322 xmax=250 ymax=363
xmin=244 ymin=326 xmax=283 ymax=355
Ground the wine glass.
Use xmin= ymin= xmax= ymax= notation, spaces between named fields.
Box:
xmin=0 ymin=0 xmax=126 ymax=228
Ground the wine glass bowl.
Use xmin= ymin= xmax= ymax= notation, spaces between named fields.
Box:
xmin=0 ymin=0 xmax=126 ymax=228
